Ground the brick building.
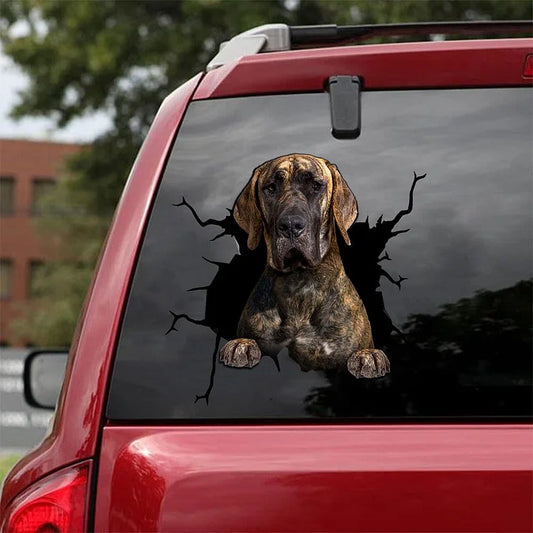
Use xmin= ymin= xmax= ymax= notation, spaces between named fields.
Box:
xmin=0 ymin=139 xmax=82 ymax=346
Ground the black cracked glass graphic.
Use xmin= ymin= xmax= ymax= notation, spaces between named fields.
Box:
xmin=166 ymin=170 xmax=426 ymax=403
xmin=107 ymin=89 xmax=532 ymax=420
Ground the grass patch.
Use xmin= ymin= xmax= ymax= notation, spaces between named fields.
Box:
xmin=0 ymin=455 xmax=22 ymax=485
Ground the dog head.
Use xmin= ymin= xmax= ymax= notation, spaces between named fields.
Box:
xmin=233 ymin=154 xmax=358 ymax=272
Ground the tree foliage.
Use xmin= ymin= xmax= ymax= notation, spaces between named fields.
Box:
xmin=1 ymin=0 xmax=530 ymax=345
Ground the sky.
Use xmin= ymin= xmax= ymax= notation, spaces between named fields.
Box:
xmin=0 ymin=50 xmax=111 ymax=143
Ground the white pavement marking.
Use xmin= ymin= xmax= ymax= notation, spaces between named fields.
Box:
xmin=0 ymin=360 xmax=24 ymax=375
xmin=0 ymin=412 xmax=29 ymax=427
xmin=0 ymin=377 xmax=23 ymax=393
xmin=30 ymin=412 xmax=53 ymax=428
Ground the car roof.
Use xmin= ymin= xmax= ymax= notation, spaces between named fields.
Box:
xmin=206 ymin=21 xmax=532 ymax=71
xmin=195 ymin=38 xmax=533 ymax=99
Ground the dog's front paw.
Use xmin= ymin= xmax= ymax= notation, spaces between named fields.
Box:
xmin=220 ymin=338 xmax=262 ymax=368
xmin=347 ymin=349 xmax=390 ymax=379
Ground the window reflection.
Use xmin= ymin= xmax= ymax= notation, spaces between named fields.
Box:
xmin=108 ymin=89 xmax=532 ymax=420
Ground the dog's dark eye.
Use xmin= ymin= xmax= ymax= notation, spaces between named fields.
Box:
xmin=264 ymin=183 xmax=277 ymax=194
xmin=311 ymin=181 xmax=324 ymax=192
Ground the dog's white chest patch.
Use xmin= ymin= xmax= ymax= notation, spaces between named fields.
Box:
xmin=321 ymin=342 xmax=334 ymax=355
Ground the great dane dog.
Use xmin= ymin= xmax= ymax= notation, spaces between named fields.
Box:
xmin=219 ymin=154 xmax=390 ymax=379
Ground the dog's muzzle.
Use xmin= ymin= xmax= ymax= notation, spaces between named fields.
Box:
xmin=277 ymin=213 xmax=307 ymax=240
xmin=281 ymin=247 xmax=310 ymax=271
xmin=272 ymin=211 xmax=317 ymax=272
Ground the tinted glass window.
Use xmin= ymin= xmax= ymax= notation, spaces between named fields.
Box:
xmin=0 ymin=177 xmax=15 ymax=216
xmin=0 ymin=259 xmax=13 ymax=300
xmin=31 ymin=178 xmax=56 ymax=216
xmin=28 ymin=260 xmax=45 ymax=299
xmin=108 ymin=88 xmax=532 ymax=420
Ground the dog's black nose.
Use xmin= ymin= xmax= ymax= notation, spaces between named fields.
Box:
xmin=277 ymin=214 xmax=306 ymax=239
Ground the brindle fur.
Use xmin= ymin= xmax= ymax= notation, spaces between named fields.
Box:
xmin=220 ymin=154 xmax=390 ymax=378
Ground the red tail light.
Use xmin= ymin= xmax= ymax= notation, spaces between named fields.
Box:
xmin=3 ymin=462 xmax=90 ymax=533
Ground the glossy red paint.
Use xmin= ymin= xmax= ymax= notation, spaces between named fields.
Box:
xmin=94 ymin=425 xmax=533 ymax=532
xmin=0 ymin=73 xmax=203 ymax=513
xmin=194 ymin=39 xmax=533 ymax=100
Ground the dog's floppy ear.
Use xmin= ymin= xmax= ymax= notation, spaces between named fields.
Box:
xmin=327 ymin=162 xmax=358 ymax=246
xmin=233 ymin=164 xmax=264 ymax=250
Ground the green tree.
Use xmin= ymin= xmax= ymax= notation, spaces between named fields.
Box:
xmin=1 ymin=0 xmax=530 ymax=346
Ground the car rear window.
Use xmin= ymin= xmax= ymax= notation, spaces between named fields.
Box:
xmin=107 ymin=88 xmax=532 ymax=421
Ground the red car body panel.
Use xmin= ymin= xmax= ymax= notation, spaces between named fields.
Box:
xmin=194 ymin=39 xmax=533 ymax=100
xmin=2 ymin=38 xmax=532 ymax=530
xmin=93 ymin=425 xmax=533 ymax=532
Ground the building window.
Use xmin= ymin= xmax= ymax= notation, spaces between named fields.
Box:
xmin=28 ymin=260 xmax=45 ymax=298
xmin=31 ymin=177 xmax=56 ymax=216
xmin=0 ymin=259 xmax=13 ymax=300
xmin=0 ymin=176 xmax=15 ymax=216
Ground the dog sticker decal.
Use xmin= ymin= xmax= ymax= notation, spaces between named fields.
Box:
xmin=220 ymin=154 xmax=390 ymax=378
xmin=167 ymin=154 xmax=426 ymax=402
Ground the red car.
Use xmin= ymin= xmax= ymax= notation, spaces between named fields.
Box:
xmin=2 ymin=21 xmax=532 ymax=532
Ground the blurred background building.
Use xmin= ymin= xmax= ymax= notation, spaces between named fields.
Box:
xmin=0 ymin=139 xmax=81 ymax=346
xmin=1 ymin=140 xmax=81 ymax=456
